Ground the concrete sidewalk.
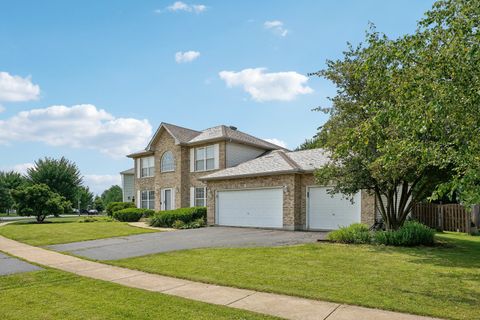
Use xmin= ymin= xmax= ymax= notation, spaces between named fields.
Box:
xmin=0 ymin=235 xmax=440 ymax=320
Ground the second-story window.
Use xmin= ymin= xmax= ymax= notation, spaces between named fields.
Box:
xmin=195 ymin=145 xmax=215 ymax=171
xmin=141 ymin=156 xmax=154 ymax=178
xmin=161 ymin=151 xmax=175 ymax=172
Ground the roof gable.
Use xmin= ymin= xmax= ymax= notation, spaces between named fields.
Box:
xmin=146 ymin=122 xmax=201 ymax=150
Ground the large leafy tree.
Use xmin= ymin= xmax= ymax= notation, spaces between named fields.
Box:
xmin=101 ymin=185 xmax=123 ymax=207
xmin=0 ymin=171 xmax=27 ymax=213
xmin=27 ymin=157 xmax=82 ymax=204
xmin=12 ymin=184 xmax=71 ymax=222
xmin=311 ymin=0 xmax=479 ymax=229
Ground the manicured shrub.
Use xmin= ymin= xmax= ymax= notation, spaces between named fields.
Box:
xmin=112 ymin=208 xmax=145 ymax=222
xmin=149 ymin=207 xmax=206 ymax=228
xmin=106 ymin=202 xmax=135 ymax=216
xmin=374 ymin=221 xmax=435 ymax=246
xmin=142 ymin=209 xmax=155 ymax=218
xmin=327 ymin=223 xmax=372 ymax=244
xmin=171 ymin=218 xmax=206 ymax=229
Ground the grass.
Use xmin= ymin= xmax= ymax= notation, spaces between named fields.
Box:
xmin=0 ymin=213 xmax=19 ymax=217
xmin=0 ymin=269 xmax=275 ymax=320
xmin=109 ymin=232 xmax=480 ymax=320
xmin=0 ymin=217 xmax=156 ymax=246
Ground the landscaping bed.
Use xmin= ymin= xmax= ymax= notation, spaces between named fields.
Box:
xmin=108 ymin=232 xmax=480 ymax=320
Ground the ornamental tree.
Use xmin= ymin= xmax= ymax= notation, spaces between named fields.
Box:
xmin=27 ymin=157 xmax=82 ymax=204
xmin=311 ymin=0 xmax=479 ymax=229
xmin=12 ymin=184 xmax=71 ymax=223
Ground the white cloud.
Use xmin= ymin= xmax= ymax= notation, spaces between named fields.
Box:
xmin=175 ymin=51 xmax=200 ymax=63
xmin=164 ymin=1 xmax=207 ymax=13
xmin=1 ymin=162 xmax=35 ymax=175
xmin=0 ymin=105 xmax=5 ymax=113
xmin=0 ymin=104 xmax=152 ymax=158
xmin=83 ymin=174 xmax=121 ymax=195
xmin=263 ymin=138 xmax=287 ymax=149
xmin=219 ymin=68 xmax=313 ymax=102
xmin=0 ymin=71 xmax=40 ymax=102
xmin=264 ymin=20 xmax=288 ymax=37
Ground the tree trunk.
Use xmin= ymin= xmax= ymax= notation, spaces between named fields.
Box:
xmin=36 ymin=214 xmax=46 ymax=223
xmin=377 ymin=181 xmax=414 ymax=230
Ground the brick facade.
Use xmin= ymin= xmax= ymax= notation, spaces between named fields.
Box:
xmin=133 ymin=128 xmax=227 ymax=211
xmin=131 ymin=125 xmax=376 ymax=230
xmin=205 ymin=173 xmax=376 ymax=230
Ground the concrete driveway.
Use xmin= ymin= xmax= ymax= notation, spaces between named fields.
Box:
xmin=47 ymin=227 xmax=328 ymax=261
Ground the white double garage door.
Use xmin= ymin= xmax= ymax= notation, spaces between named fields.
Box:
xmin=216 ymin=187 xmax=361 ymax=230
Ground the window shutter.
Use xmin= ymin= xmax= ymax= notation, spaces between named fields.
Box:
xmin=190 ymin=148 xmax=195 ymax=172
xmin=214 ymin=144 xmax=220 ymax=169
xmin=171 ymin=189 xmax=176 ymax=210
xmin=204 ymin=187 xmax=207 ymax=206
xmin=190 ymin=187 xmax=195 ymax=207
xmin=160 ymin=190 xmax=164 ymax=211
xmin=136 ymin=158 xmax=141 ymax=178
xmin=136 ymin=190 xmax=141 ymax=208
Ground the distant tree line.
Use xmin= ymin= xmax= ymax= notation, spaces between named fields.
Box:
xmin=0 ymin=156 xmax=123 ymax=222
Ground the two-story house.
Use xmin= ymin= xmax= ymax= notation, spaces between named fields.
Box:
xmin=126 ymin=122 xmax=285 ymax=211
xmin=123 ymin=122 xmax=377 ymax=231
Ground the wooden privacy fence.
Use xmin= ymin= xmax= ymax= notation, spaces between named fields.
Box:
xmin=411 ymin=203 xmax=477 ymax=233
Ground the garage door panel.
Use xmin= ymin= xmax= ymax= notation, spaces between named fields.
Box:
xmin=217 ymin=188 xmax=283 ymax=228
xmin=308 ymin=187 xmax=361 ymax=230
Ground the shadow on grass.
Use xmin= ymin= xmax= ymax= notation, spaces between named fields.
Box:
xmin=366 ymin=233 xmax=480 ymax=269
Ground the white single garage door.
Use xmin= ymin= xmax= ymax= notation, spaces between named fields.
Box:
xmin=308 ymin=187 xmax=361 ymax=230
xmin=217 ymin=188 xmax=283 ymax=228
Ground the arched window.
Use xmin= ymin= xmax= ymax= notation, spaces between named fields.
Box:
xmin=161 ymin=151 xmax=175 ymax=172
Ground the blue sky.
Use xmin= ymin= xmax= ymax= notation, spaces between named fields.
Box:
xmin=0 ymin=0 xmax=435 ymax=194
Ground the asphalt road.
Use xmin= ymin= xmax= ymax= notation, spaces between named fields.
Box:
xmin=0 ymin=252 xmax=42 ymax=276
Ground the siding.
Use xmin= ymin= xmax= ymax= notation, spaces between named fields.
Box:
xmin=122 ymin=174 xmax=135 ymax=202
xmin=226 ymin=142 xmax=265 ymax=168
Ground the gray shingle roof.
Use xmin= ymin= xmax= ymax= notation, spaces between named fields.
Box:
xmin=188 ymin=125 xmax=285 ymax=150
xmin=162 ymin=123 xmax=201 ymax=144
xmin=200 ymin=148 xmax=330 ymax=180
xmin=120 ymin=168 xmax=135 ymax=175
xmin=132 ymin=123 xmax=287 ymax=158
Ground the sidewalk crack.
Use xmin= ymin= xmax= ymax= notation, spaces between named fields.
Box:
xmin=226 ymin=292 xmax=257 ymax=306
xmin=324 ymin=304 xmax=341 ymax=320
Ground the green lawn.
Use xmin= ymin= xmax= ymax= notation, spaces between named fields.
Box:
xmin=109 ymin=233 xmax=480 ymax=320
xmin=0 ymin=269 xmax=275 ymax=320
xmin=0 ymin=217 xmax=156 ymax=246
xmin=0 ymin=213 xmax=19 ymax=217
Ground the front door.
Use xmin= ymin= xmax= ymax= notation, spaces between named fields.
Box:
xmin=161 ymin=188 xmax=174 ymax=211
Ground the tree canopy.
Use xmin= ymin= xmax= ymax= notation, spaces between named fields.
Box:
xmin=12 ymin=184 xmax=71 ymax=222
xmin=311 ymin=0 xmax=479 ymax=229
xmin=101 ymin=185 xmax=123 ymax=207
xmin=27 ymin=157 xmax=82 ymax=204
xmin=75 ymin=186 xmax=94 ymax=211
xmin=0 ymin=171 xmax=27 ymax=213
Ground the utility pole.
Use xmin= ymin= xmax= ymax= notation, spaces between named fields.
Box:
xmin=78 ymin=199 xmax=81 ymax=216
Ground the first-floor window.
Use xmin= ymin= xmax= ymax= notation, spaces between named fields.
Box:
xmin=141 ymin=190 xmax=155 ymax=209
xmin=194 ymin=187 xmax=206 ymax=207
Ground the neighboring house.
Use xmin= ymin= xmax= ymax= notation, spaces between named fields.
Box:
xmin=124 ymin=122 xmax=375 ymax=230
xmin=120 ymin=168 xmax=135 ymax=203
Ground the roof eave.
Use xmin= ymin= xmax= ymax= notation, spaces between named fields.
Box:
xmin=126 ymin=150 xmax=154 ymax=158
xmin=200 ymin=169 xmax=306 ymax=181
